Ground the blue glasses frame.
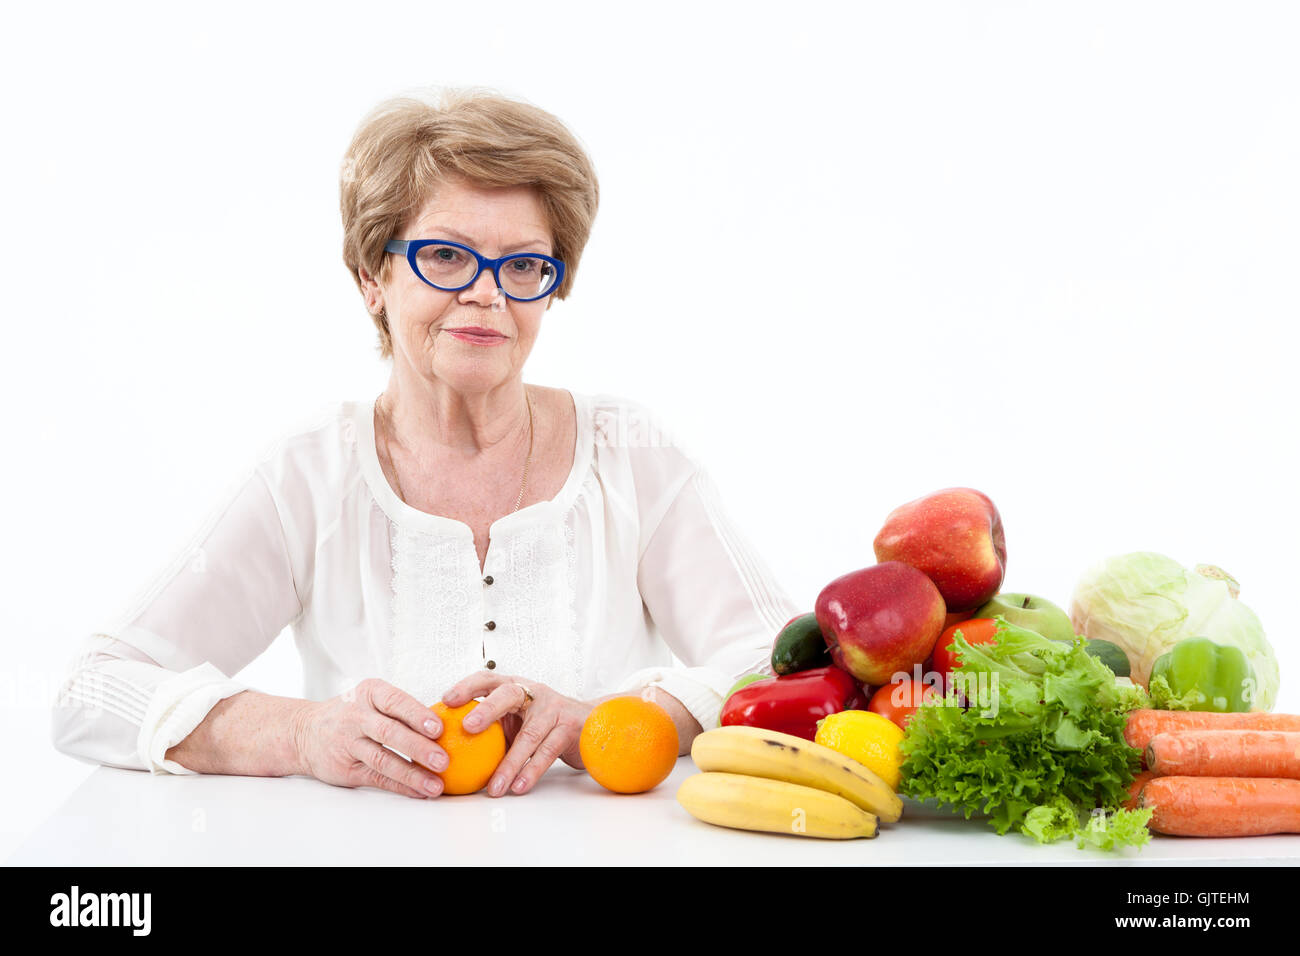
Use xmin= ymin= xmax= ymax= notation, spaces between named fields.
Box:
xmin=385 ymin=239 xmax=566 ymax=302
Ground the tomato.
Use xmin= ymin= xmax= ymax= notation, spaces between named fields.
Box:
xmin=929 ymin=617 xmax=1000 ymax=688
xmin=867 ymin=677 xmax=941 ymax=730
xmin=943 ymin=609 xmax=975 ymax=630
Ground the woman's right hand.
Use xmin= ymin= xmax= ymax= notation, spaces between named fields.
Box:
xmin=292 ymin=678 xmax=449 ymax=799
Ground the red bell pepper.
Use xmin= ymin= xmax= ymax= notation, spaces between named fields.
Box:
xmin=720 ymin=665 xmax=868 ymax=741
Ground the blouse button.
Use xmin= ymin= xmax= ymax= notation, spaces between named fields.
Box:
xmin=485 ymin=620 xmax=496 ymax=631
xmin=486 ymin=659 xmax=496 ymax=670
xmin=483 ymin=575 xmax=494 ymax=585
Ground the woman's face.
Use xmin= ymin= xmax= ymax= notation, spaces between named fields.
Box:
xmin=365 ymin=178 xmax=555 ymax=396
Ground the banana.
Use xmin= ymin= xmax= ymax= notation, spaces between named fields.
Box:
xmin=691 ymin=724 xmax=903 ymax=823
xmin=677 ymin=772 xmax=877 ymax=839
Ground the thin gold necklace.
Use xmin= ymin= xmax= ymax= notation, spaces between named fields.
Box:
xmin=380 ymin=391 xmax=534 ymax=513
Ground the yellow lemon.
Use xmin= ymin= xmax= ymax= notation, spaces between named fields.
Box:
xmin=814 ymin=711 xmax=905 ymax=791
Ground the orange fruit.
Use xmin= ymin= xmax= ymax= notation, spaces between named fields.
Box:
xmin=420 ymin=701 xmax=506 ymax=795
xmin=579 ymin=696 xmax=679 ymax=794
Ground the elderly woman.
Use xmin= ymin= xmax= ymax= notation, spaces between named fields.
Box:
xmin=52 ymin=89 xmax=798 ymax=800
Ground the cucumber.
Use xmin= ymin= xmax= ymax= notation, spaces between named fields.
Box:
xmin=1084 ymin=638 xmax=1132 ymax=678
xmin=771 ymin=612 xmax=831 ymax=675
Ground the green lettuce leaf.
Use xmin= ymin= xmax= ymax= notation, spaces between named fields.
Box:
xmin=900 ymin=618 xmax=1149 ymax=850
xmin=1147 ymin=673 xmax=1205 ymax=711
xmin=1022 ymin=797 xmax=1079 ymax=844
xmin=1075 ymin=808 xmax=1154 ymax=851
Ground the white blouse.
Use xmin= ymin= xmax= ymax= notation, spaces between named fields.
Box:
xmin=51 ymin=390 xmax=801 ymax=775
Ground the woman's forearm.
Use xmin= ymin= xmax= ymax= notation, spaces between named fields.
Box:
xmin=164 ymin=689 xmax=313 ymax=777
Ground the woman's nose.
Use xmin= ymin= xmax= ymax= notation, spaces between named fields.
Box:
xmin=458 ymin=268 xmax=503 ymax=307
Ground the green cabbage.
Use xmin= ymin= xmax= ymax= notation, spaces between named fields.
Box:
xmin=1069 ymin=552 xmax=1278 ymax=711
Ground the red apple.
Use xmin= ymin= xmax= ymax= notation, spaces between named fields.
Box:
xmin=814 ymin=562 xmax=947 ymax=686
xmin=872 ymin=487 xmax=1006 ymax=613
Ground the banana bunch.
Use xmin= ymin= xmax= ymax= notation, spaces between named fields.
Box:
xmin=677 ymin=725 xmax=903 ymax=840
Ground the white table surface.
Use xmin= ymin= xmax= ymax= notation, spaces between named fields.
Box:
xmin=8 ymin=757 xmax=1299 ymax=866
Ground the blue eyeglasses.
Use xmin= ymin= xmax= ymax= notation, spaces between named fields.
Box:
xmin=385 ymin=239 xmax=565 ymax=302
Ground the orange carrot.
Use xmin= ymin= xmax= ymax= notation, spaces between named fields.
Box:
xmin=1124 ymin=770 xmax=1159 ymax=810
xmin=1139 ymin=776 xmax=1300 ymax=837
xmin=1147 ymin=731 xmax=1300 ymax=778
xmin=1124 ymin=709 xmax=1300 ymax=754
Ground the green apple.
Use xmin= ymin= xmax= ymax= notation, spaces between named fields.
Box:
xmin=975 ymin=592 xmax=1077 ymax=644
xmin=724 ymin=674 xmax=771 ymax=703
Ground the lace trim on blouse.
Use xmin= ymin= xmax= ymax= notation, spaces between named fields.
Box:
xmin=385 ymin=497 xmax=589 ymax=704
xmin=388 ymin=521 xmax=483 ymax=705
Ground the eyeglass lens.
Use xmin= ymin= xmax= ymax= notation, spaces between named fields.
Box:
xmin=414 ymin=244 xmax=558 ymax=299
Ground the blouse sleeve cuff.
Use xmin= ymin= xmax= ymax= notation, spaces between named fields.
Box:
xmin=136 ymin=662 xmax=248 ymax=775
xmin=612 ymin=665 xmax=732 ymax=733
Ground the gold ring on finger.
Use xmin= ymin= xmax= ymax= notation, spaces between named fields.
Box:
xmin=513 ymin=682 xmax=534 ymax=710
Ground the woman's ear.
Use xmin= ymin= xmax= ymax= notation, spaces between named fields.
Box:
xmin=358 ymin=265 xmax=384 ymax=315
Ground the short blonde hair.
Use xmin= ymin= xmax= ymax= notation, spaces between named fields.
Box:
xmin=340 ymin=88 xmax=600 ymax=359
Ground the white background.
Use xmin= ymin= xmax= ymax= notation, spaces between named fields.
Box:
xmin=2 ymin=1 xmax=1297 ymax=860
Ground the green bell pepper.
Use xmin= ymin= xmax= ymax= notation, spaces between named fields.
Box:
xmin=1148 ymin=636 xmax=1253 ymax=713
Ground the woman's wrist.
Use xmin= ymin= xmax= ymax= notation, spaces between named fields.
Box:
xmin=287 ymin=698 xmax=321 ymax=777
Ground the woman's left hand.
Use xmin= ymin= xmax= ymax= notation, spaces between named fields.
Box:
xmin=441 ymin=671 xmax=592 ymax=797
